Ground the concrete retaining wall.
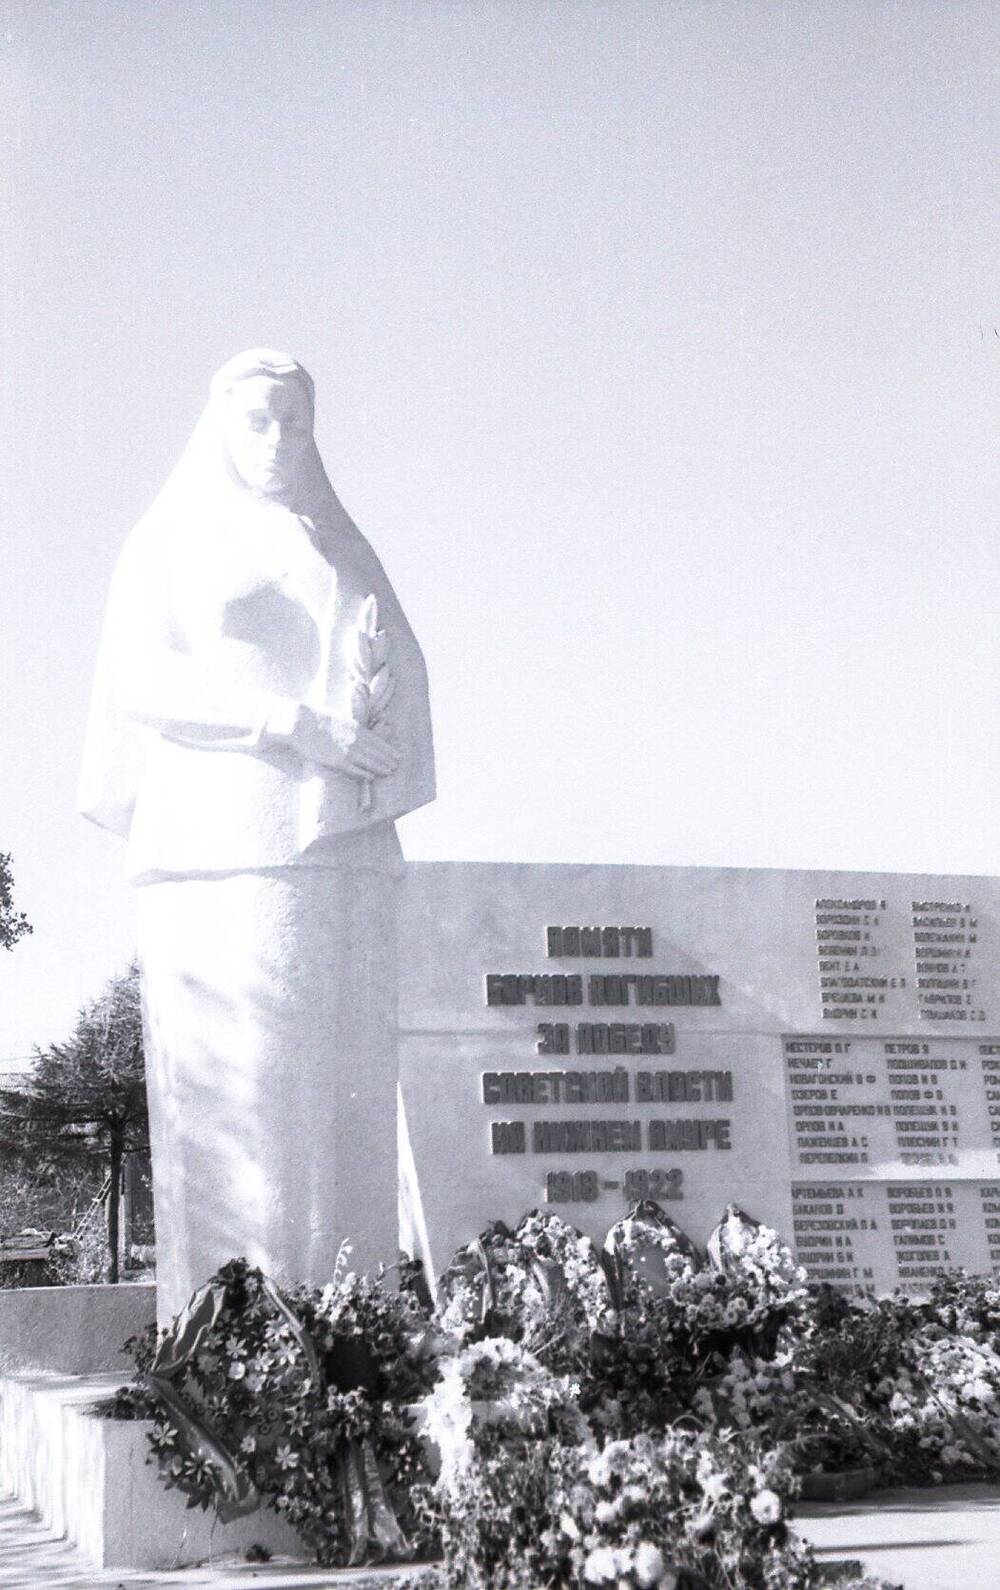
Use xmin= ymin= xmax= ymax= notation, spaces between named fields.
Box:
xmin=0 ymin=1371 xmax=305 ymax=1568
xmin=0 ymin=1283 xmax=156 ymax=1375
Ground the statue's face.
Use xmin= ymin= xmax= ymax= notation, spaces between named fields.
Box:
xmin=220 ymin=376 xmax=313 ymax=497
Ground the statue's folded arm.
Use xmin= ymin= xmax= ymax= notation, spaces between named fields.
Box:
xmin=114 ymin=645 xmax=300 ymax=756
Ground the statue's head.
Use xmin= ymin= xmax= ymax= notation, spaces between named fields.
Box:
xmin=210 ymin=349 xmax=316 ymax=501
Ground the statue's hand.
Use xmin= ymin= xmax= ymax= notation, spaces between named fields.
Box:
xmin=292 ymin=706 xmax=399 ymax=780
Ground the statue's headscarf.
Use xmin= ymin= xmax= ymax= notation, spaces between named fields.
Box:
xmin=78 ymin=349 xmax=435 ymax=841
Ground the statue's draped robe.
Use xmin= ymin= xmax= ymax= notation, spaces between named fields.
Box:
xmin=79 ymin=353 xmax=434 ymax=1325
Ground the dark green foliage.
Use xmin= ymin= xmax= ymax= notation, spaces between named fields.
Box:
xmin=0 ymin=852 xmax=31 ymax=950
xmin=0 ymin=964 xmax=148 ymax=1281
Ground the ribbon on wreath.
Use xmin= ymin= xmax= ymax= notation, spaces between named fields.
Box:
xmin=706 ymin=1203 xmax=762 ymax=1273
xmin=436 ymin=1220 xmax=514 ymax=1326
xmin=147 ymin=1277 xmax=258 ymax=1523
xmin=338 ymin=1434 xmax=412 ymax=1566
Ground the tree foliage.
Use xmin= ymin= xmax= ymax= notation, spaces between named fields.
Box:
xmin=0 ymin=964 xmax=148 ymax=1282
xmin=0 ymin=852 xmax=31 ymax=950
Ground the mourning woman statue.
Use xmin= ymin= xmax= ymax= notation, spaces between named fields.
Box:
xmin=79 ymin=350 xmax=434 ymax=1326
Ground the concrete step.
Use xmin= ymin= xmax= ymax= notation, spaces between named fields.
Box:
xmin=0 ymin=1490 xmax=438 ymax=1587
xmin=0 ymin=1371 xmax=308 ymax=1571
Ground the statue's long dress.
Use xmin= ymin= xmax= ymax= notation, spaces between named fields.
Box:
xmin=78 ymin=363 xmax=434 ymax=1330
xmin=136 ymin=826 xmax=404 ymax=1327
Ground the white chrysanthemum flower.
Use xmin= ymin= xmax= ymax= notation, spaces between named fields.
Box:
xmin=750 ymin=1488 xmax=781 ymax=1524
xmin=633 ymin=1541 xmax=665 ymax=1587
xmin=687 ymin=1507 xmax=714 ymax=1540
xmin=595 ymin=1499 xmax=617 ymax=1524
xmin=583 ymin=1544 xmax=618 ymax=1582
xmin=701 ymin=1472 xmax=727 ymax=1504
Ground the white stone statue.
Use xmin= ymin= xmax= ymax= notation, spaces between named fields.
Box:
xmin=79 ymin=349 xmax=434 ymax=1325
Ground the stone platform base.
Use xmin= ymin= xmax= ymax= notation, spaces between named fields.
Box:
xmin=0 ymin=1370 xmax=306 ymax=1570
xmin=797 ymin=1481 xmax=1000 ymax=1590
xmin=0 ymin=1281 xmax=155 ymax=1376
xmin=0 ymin=1489 xmax=440 ymax=1587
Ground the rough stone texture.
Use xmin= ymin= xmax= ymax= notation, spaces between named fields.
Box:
xmin=0 ymin=1283 xmax=155 ymax=1375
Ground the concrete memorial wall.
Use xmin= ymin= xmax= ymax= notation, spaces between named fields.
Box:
xmin=398 ymin=861 xmax=1000 ymax=1297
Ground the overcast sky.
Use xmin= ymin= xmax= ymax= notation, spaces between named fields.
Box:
xmin=2 ymin=0 xmax=999 ymax=1060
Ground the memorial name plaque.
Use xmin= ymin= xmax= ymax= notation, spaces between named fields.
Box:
xmin=397 ymin=863 xmax=1000 ymax=1297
